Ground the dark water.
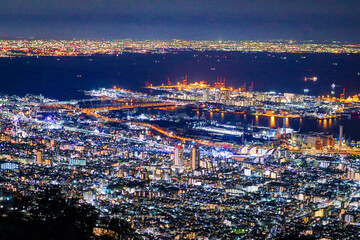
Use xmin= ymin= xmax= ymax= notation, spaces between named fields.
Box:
xmin=1 ymin=52 xmax=359 ymax=140
xmin=1 ymin=52 xmax=360 ymax=100
xmin=206 ymin=112 xmax=360 ymax=141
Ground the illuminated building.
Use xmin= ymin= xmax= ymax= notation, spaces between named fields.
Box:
xmin=0 ymin=161 xmax=19 ymax=170
xmin=314 ymin=208 xmax=325 ymax=217
xmin=44 ymin=159 xmax=52 ymax=166
xmin=191 ymin=145 xmax=200 ymax=170
xmin=36 ymin=150 xmax=43 ymax=165
xmin=174 ymin=144 xmax=183 ymax=166
xmin=339 ymin=125 xmax=343 ymax=148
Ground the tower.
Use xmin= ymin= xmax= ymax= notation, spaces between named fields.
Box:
xmin=339 ymin=125 xmax=343 ymax=148
xmin=36 ymin=150 xmax=43 ymax=165
xmin=191 ymin=145 xmax=200 ymax=170
xmin=167 ymin=76 xmax=172 ymax=86
xmin=182 ymin=75 xmax=188 ymax=85
xmin=248 ymin=82 xmax=254 ymax=92
xmin=283 ymin=114 xmax=287 ymax=136
xmin=340 ymin=88 xmax=345 ymax=99
xmin=174 ymin=144 xmax=183 ymax=166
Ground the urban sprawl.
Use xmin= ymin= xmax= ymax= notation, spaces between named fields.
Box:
xmin=1 ymin=79 xmax=360 ymax=239
xmin=1 ymin=39 xmax=360 ymax=56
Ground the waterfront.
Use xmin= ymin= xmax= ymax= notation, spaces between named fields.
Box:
xmin=1 ymin=52 xmax=360 ymax=100
xmin=204 ymin=112 xmax=360 ymax=141
xmin=1 ymin=52 xmax=360 ymax=239
xmin=116 ymin=104 xmax=360 ymax=141
xmin=1 ymin=52 xmax=360 ymax=140
xmin=1 ymin=85 xmax=360 ymax=239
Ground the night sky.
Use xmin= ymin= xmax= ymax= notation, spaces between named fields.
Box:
xmin=1 ymin=0 xmax=360 ymax=41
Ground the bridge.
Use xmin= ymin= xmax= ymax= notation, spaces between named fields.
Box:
xmin=82 ymin=102 xmax=179 ymax=112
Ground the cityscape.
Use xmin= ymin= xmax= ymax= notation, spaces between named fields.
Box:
xmin=1 ymin=76 xmax=360 ymax=239
xmin=1 ymin=39 xmax=360 ymax=57
xmin=1 ymin=0 xmax=360 ymax=239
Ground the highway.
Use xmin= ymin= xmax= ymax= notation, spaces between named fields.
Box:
xmin=25 ymin=101 xmax=360 ymax=155
xmin=289 ymin=147 xmax=360 ymax=155
xmin=82 ymin=102 xmax=178 ymax=112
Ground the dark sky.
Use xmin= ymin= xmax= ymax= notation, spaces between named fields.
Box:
xmin=1 ymin=0 xmax=360 ymax=41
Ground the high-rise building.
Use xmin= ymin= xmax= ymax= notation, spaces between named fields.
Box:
xmin=339 ymin=125 xmax=343 ymax=148
xmin=191 ymin=145 xmax=200 ymax=170
xmin=36 ymin=150 xmax=43 ymax=165
xmin=174 ymin=144 xmax=183 ymax=166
